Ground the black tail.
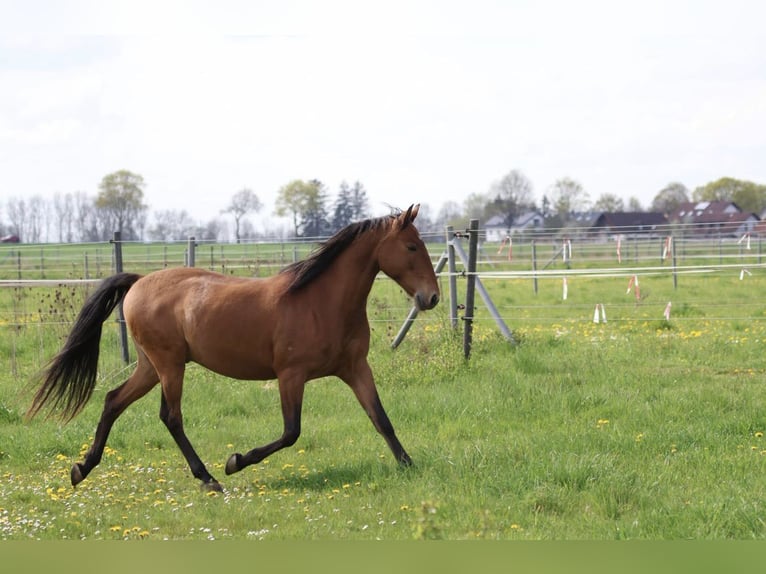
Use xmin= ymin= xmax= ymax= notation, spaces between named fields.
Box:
xmin=28 ymin=272 xmax=143 ymax=421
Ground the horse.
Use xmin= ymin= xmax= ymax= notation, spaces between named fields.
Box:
xmin=28 ymin=204 xmax=439 ymax=492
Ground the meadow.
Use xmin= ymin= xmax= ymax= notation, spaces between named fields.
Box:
xmin=1 ymin=235 xmax=766 ymax=540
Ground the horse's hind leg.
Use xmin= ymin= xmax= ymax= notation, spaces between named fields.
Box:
xmin=72 ymin=349 xmax=159 ymax=487
xmin=157 ymin=364 xmax=222 ymax=492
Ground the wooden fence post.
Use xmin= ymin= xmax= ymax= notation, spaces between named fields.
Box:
xmin=186 ymin=236 xmax=196 ymax=267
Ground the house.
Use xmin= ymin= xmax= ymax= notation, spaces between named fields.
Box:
xmin=668 ymin=201 xmax=759 ymax=237
xmin=484 ymin=214 xmax=509 ymax=242
xmin=669 ymin=201 xmax=741 ymax=223
xmin=589 ymin=212 xmax=669 ymax=239
xmin=483 ymin=211 xmax=544 ymax=242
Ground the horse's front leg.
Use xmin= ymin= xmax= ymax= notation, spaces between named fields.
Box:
xmin=342 ymin=359 xmax=412 ymax=466
xmin=225 ymin=371 xmax=305 ymax=475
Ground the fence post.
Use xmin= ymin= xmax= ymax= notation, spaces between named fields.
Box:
xmin=446 ymin=225 xmax=458 ymax=329
xmin=463 ymin=219 xmax=479 ymax=359
xmin=532 ymin=240 xmax=538 ymax=294
xmin=186 ymin=236 xmax=196 ymax=267
xmin=672 ymin=234 xmax=678 ymax=289
xmin=112 ymin=231 xmax=130 ymax=364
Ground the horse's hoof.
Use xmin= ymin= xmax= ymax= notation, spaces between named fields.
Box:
xmin=225 ymin=453 xmax=241 ymax=475
xmin=201 ymin=479 xmax=223 ymax=493
xmin=70 ymin=463 xmax=85 ymax=487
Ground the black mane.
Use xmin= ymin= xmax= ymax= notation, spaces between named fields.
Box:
xmin=281 ymin=215 xmax=395 ymax=292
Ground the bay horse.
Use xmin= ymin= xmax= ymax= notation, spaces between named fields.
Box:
xmin=28 ymin=205 xmax=439 ymax=492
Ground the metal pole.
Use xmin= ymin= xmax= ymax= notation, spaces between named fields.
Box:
xmin=672 ymin=234 xmax=678 ymax=290
xmin=452 ymin=237 xmax=514 ymax=344
xmin=112 ymin=231 xmax=130 ymax=364
xmin=463 ymin=219 xmax=479 ymax=359
xmin=446 ymin=225 xmax=458 ymax=328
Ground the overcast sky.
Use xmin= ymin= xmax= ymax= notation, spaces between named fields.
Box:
xmin=1 ymin=0 xmax=765 ymax=230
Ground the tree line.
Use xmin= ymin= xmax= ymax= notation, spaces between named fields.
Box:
xmin=3 ymin=168 xmax=765 ymax=244
xmin=0 ymin=170 xmax=372 ymax=244
xmin=438 ymin=171 xmax=766 ymax=232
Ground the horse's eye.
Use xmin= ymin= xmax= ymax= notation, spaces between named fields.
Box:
xmin=406 ymin=243 xmax=417 ymax=252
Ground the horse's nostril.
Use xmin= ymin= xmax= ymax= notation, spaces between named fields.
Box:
xmin=430 ymin=293 xmax=440 ymax=308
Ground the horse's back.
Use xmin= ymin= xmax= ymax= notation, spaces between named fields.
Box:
xmin=123 ymin=267 xmax=285 ymax=379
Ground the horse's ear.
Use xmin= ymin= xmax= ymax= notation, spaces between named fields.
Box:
xmin=397 ymin=204 xmax=419 ymax=229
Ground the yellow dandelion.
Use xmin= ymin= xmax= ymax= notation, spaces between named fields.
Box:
xmin=109 ymin=525 xmax=122 ymax=532
xmin=755 ymin=432 xmax=764 ymax=438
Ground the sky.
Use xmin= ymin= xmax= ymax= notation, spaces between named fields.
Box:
xmin=1 ymin=0 xmax=765 ymax=232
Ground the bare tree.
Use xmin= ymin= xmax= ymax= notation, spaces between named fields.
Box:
xmin=223 ymin=187 xmax=262 ymax=243
xmin=490 ymin=169 xmax=535 ymax=225
xmin=593 ymin=193 xmax=625 ymax=213
xmin=53 ymin=192 xmax=75 ymax=242
xmin=5 ymin=197 xmax=28 ymax=241
xmin=549 ymin=177 xmax=590 ymax=221
xmin=651 ymin=182 xmax=689 ymax=215
xmin=148 ymin=209 xmax=197 ymax=241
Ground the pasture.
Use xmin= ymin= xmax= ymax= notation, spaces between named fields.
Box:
xmin=1 ymin=236 xmax=766 ymax=540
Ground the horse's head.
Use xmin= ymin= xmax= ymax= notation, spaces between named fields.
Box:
xmin=378 ymin=204 xmax=440 ymax=311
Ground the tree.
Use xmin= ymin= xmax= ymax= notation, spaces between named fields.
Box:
xmin=95 ymin=170 xmax=148 ymax=240
xmin=434 ymin=200 xmax=463 ymax=229
xmin=489 ymin=169 xmax=535 ymax=225
xmin=692 ymin=177 xmax=766 ymax=215
xmin=349 ymin=181 xmax=370 ymax=221
xmin=463 ymin=191 xmax=493 ymax=221
xmin=275 ymin=179 xmax=329 ymax=238
xmin=223 ymin=187 xmax=262 ymax=243
xmin=593 ymin=193 xmax=624 ymax=213
xmin=300 ymin=179 xmax=331 ymax=238
xmin=53 ymin=192 xmax=75 ymax=242
xmin=73 ymin=191 xmax=100 ymax=242
xmin=148 ymin=209 xmax=197 ymax=241
xmin=5 ymin=197 xmax=28 ymax=241
xmin=627 ymin=196 xmax=644 ymax=212
xmin=332 ymin=181 xmax=355 ymax=231
xmin=651 ymin=182 xmax=689 ymax=214
xmin=548 ymin=177 xmax=590 ymax=221
xmin=332 ymin=180 xmax=371 ymax=231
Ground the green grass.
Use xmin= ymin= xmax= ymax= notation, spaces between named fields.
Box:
xmin=2 ymin=242 xmax=766 ymax=539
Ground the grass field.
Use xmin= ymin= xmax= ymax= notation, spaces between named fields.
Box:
xmin=1 ymin=238 xmax=766 ymax=540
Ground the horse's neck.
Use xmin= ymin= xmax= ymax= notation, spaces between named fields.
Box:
xmin=323 ymin=232 xmax=381 ymax=313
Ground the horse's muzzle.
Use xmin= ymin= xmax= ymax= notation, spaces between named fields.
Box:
xmin=415 ymin=291 xmax=440 ymax=311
